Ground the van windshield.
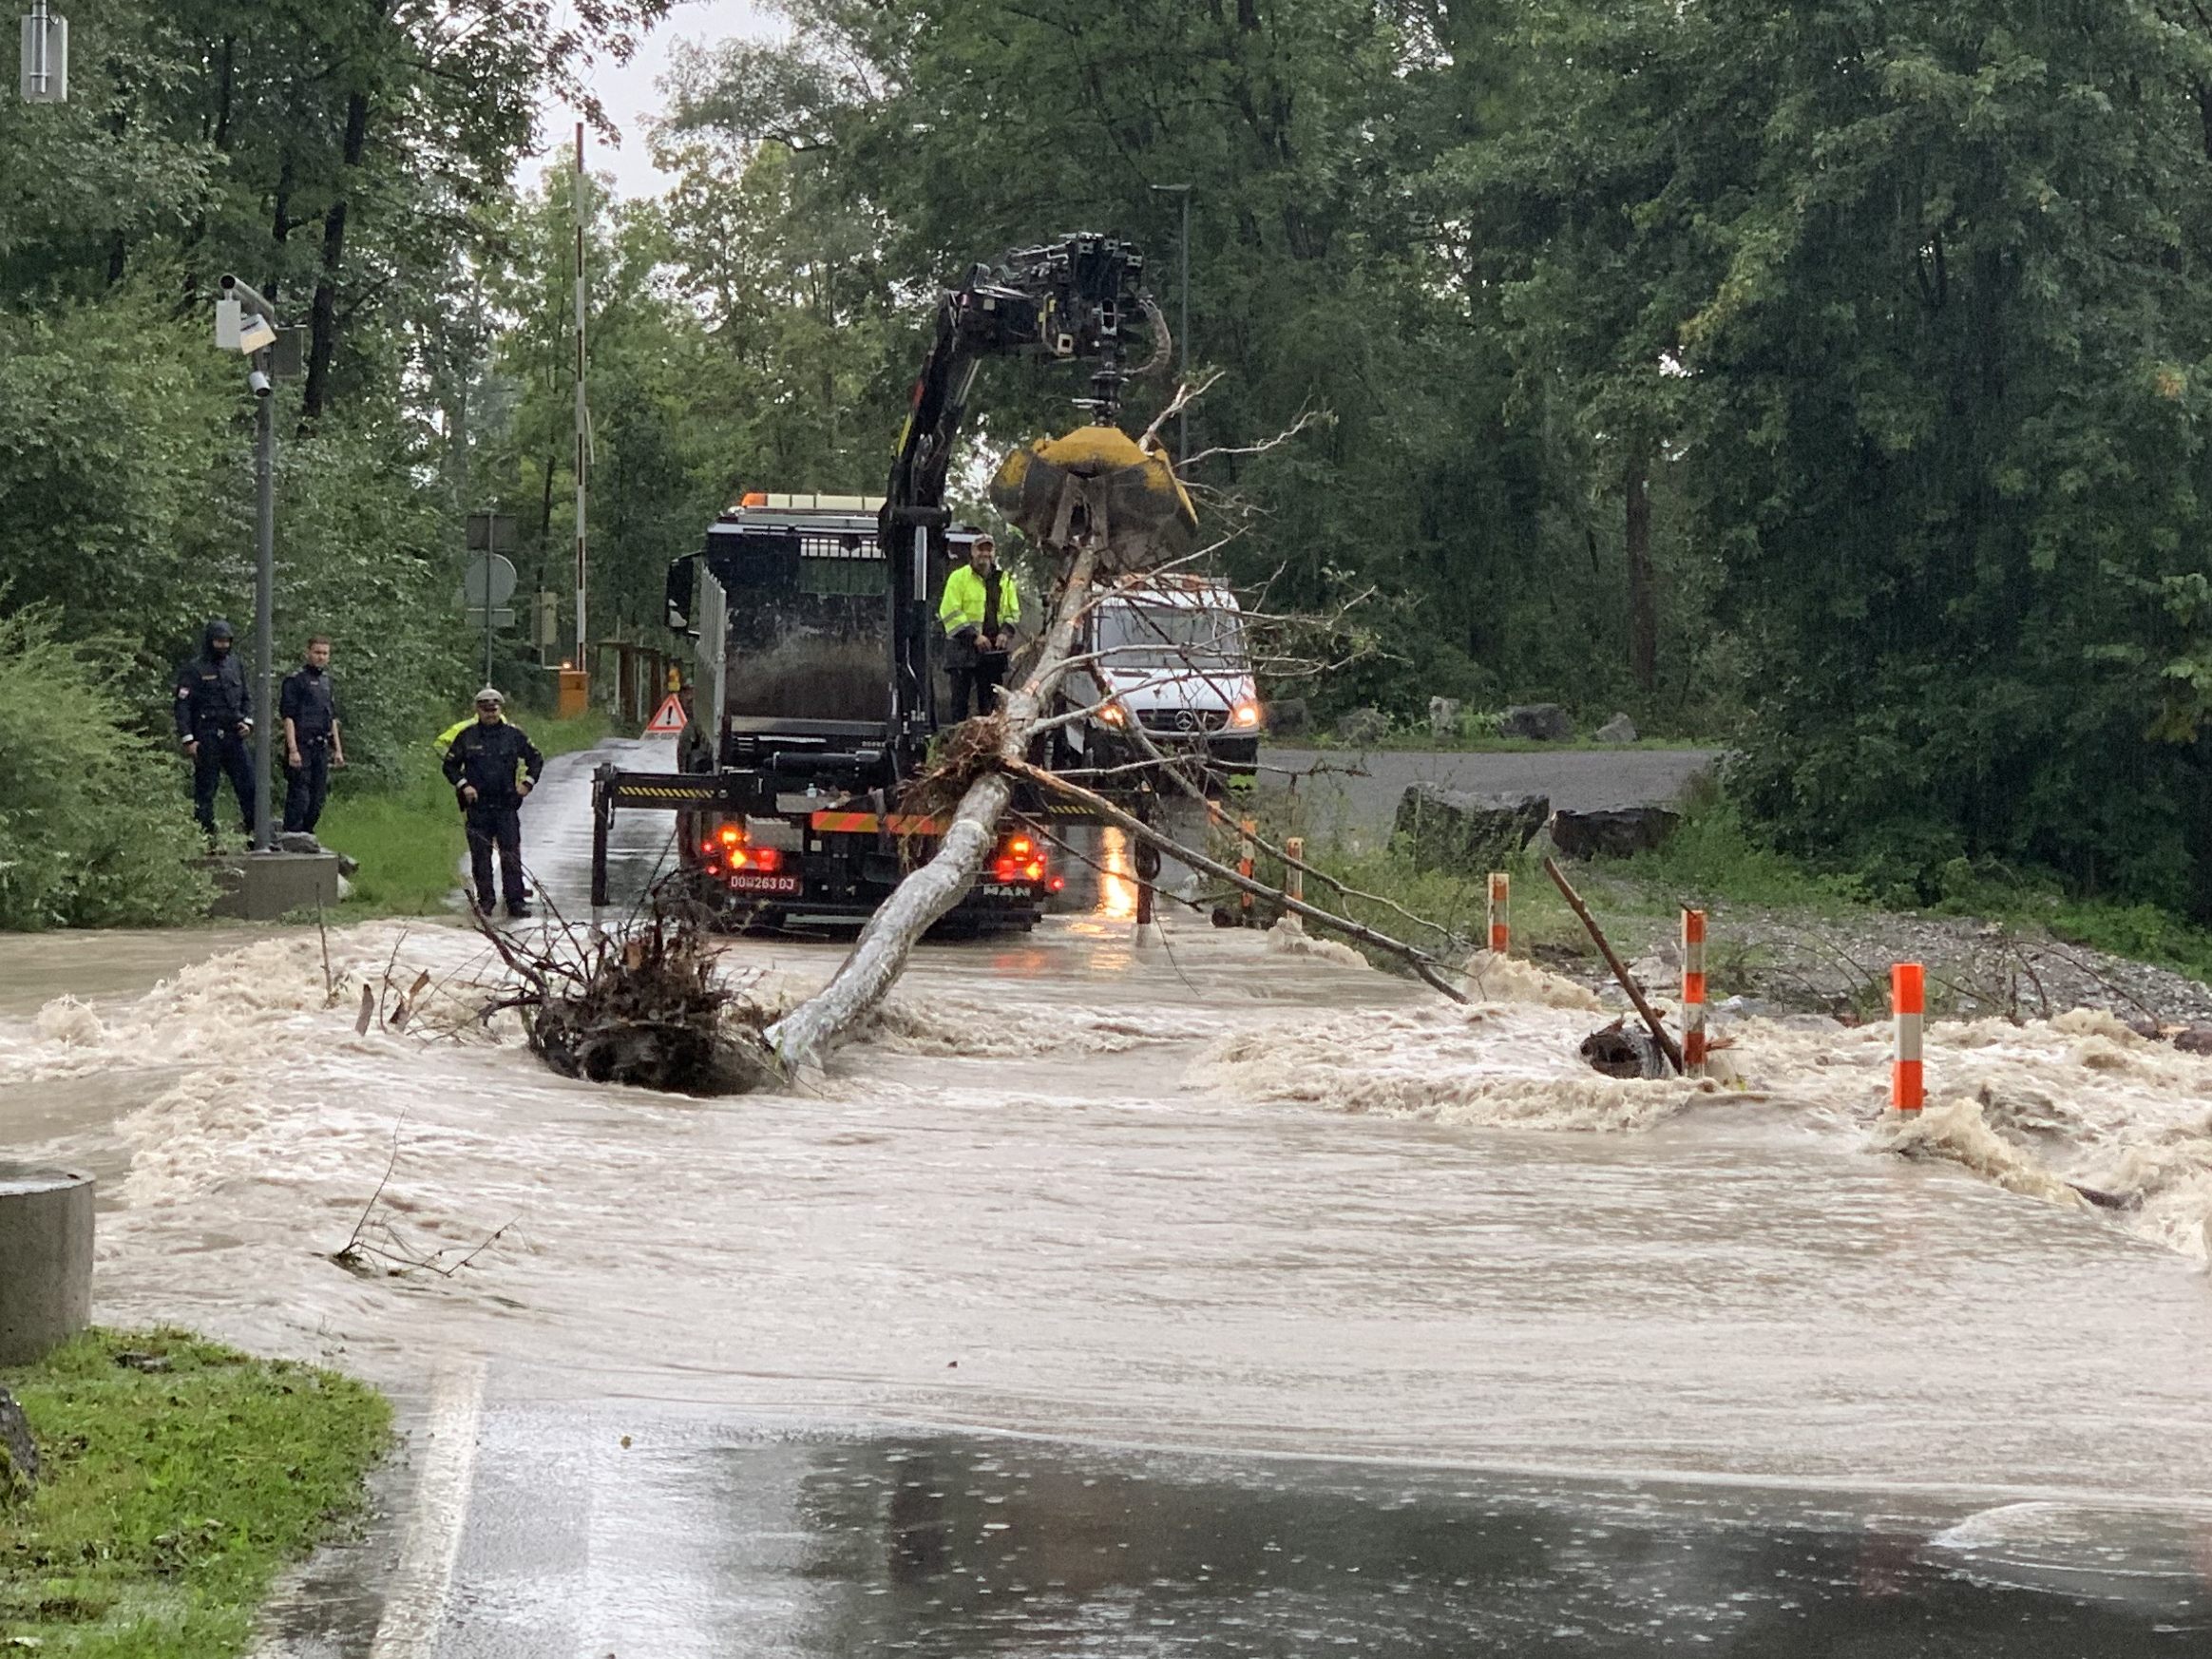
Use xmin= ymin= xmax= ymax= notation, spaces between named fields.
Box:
xmin=1096 ymin=602 xmax=1246 ymax=670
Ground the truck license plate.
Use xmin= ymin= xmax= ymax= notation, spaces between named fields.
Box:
xmin=726 ymin=873 xmax=802 ymax=895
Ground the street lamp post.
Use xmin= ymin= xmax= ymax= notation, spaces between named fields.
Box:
xmin=218 ymin=275 xmax=280 ymax=853
xmin=1150 ymin=182 xmax=1192 ymax=466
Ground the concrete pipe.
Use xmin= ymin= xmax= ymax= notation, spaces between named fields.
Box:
xmin=0 ymin=1167 xmax=93 ymax=1365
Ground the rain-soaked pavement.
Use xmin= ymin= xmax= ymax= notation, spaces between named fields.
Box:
xmin=3 ymin=734 xmax=2211 ymax=1655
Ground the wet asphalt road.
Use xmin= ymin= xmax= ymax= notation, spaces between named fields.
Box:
xmin=262 ymin=1402 xmax=2210 ymax=1657
xmin=1259 ymin=746 xmax=1720 ymax=846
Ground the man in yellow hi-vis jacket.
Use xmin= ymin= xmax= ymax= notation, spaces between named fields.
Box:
xmin=937 ymin=535 xmax=1020 ymax=719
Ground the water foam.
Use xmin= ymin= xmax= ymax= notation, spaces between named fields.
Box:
xmin=1192 ymin=1002 xmax=1707 ymax=1132
xmin=854 ymin=991 xmax=1225 ymax=1058
xmin=1461 ymin=952 xmax=1603 ymax=1011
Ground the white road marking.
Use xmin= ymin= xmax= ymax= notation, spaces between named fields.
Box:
xmin=368 ymin=1358 xmax=486 ymax=1659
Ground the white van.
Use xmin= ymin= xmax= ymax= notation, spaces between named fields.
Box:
xmin=1059 ymin=576 xmax=1264 ymax=784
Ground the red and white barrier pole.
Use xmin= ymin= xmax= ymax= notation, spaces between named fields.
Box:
xmin=1284 ymin=836 xmax=1305 ymax=905
xmin=1238 ymin=819 xmax=1258 ymax=922
xmin=1681 ymin=907 xmax=1707 ymax=1077
xmin=1892 ymin=963 xmax=1924 ymax=1113
xmin=1487 ymin=873 xmax=1510 ymax=955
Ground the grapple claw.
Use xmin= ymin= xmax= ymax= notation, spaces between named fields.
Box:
xmin=990 ymin=425 xmax=1197 ymax=573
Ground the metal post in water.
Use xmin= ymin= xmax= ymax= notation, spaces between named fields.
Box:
xmin=1134 ymin=830 xmax=1160 ymax=932
xmin=1681 ymin=908 xmax=1707 ymax=1078
xmin=1284 ymin=835 xmax=1304 ymax=905
xmin=1892 ymin=963 xmax=1925 ymax=1113
xmin=1487 ymin=872 xmax=1511 ymax=956
xmin=1238 ymin=818 xmax=1257 ymax=923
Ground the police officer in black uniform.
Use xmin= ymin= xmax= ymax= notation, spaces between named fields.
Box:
xmin=279 ymin=635 xmax=347 ymax=835
xmin=174 ymin=619 xmax=256 ymax=841
xmin=442 ymin=687 xmax=543 ymax=918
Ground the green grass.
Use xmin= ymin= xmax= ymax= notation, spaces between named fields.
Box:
xmin=1 ymin=1327 xmax=390 ymax=1657
xmin=316 ymin=707 xmax=615 ymax=916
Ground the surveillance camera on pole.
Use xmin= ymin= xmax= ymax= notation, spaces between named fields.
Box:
xmin=247 ymin=368 xmax=272 ymax=398
xmin=18 ymin=0 xmax=66 ymax=103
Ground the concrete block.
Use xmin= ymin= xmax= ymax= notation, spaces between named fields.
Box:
xmin=200 ymin=850 xmax=342 ymax=920
xmin=0 ymin=1167 xmax=93 ymax=1365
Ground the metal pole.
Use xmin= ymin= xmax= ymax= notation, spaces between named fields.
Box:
xmin=484 ymin=571 xmax=495 ymax=691
xmin=573 ymin=120 xmax=589 ymax=673
xmin=1149 ymin=183 xmax=1192 ymax=465
xmin=1177 ymin=185 xmax=1190 ymax=467
xmin=253 ymin=361 xmax=275 ymax=852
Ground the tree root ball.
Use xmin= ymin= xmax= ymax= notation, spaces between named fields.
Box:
xmin=533 ymin=1004 xmax=781 ymax=1096
xmin=498 ymin=908 xmax=786 ymax=1097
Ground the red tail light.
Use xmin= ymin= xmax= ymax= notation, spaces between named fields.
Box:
xmin=704 ymin=821 xmax=782 ymax=876
xmin=992 ymin=831 xmax=1049 ymax=887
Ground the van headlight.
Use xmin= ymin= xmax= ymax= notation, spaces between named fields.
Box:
xmin=1230 ymin=700 xmax=1261 ymax=729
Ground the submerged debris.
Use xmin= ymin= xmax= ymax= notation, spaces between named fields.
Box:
xmin=1578 ymin=1018 xmax=1671 ymax=1079
xmin=481 ymin=902 xmax=783 ymax=1096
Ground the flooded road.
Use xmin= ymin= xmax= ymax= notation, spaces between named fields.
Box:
xmin=4 ymin=734 xmax=2211 ymax=1652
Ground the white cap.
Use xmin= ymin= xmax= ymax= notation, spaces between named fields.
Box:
xmin=474 ymin=686 xmax=504 ymax=707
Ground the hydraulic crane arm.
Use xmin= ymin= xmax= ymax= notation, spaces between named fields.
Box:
xmin=882 ymin=235 xmax=1160 ymax=747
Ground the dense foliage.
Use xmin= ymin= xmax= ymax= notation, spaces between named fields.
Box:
xmin=0 ymin=609 xmax=210 ymax=927
xmin=6 ymin=0 xmax=2212 ymax=919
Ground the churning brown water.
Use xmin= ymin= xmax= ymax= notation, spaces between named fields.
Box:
xmin=6 ymin=745 xmax=2212 ymax=1649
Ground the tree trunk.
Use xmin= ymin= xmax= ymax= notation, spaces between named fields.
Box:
xmin=304 ymin=91 xmax=371 ymax=421
xmin=267 ymin=149 xmax=295 ymax=301
xmin=1625 ymin=448 xmax=1657 ymax=692
xmin=764 ymin=545 xmax=1100 ymax=1070
xmin=212 ymin=36 xmax=236 ymax=150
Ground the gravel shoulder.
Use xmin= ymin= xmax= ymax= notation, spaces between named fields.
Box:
xmin=1548 ymin=900 xmax=2212 ymax=1033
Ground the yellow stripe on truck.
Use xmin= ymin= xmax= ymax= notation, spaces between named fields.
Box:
xmin=808 ymin=811 xmax=948 ymax=835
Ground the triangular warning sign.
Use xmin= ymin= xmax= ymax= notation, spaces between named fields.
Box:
xmin=643 ymin=694 xmax=687 ymax=735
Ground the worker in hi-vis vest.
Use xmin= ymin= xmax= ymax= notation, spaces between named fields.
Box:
xmin=938 ymin=534 xmax=1020 ymax=720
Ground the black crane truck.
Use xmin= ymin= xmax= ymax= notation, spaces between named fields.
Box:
xmin=588 ymin=235 xmax=1160 ymax=928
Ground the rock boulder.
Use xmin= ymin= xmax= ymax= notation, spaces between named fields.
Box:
xmin=1594 ymin=713 xmax=1638 ymax=744
xmin=1500 ymin=703 xmax=1573 ymax=743
xmin=1395 ymin=784 xmax=1549 ymax=872
xmin=1427 ymin=696 xmax=1461 ymax=739
xmin=1548 ymin=805 xmax=1681 ymax=861
xmin=1335 ymin=706 xmax=1389 ymax=746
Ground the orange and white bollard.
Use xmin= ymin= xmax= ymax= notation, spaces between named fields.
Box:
xmin=1892 ymin=963 xmax=1925 ymax=1113
xmin=1681 ymin=908 xmax=1707 ymax=1077
xmin=1284 ymin=836 xmax=1305 ymax=905
xmin=1238 ymin=819 xmax=1258 ymax=922
xmin=1487 ymin=873 xmax=1510 ymax=955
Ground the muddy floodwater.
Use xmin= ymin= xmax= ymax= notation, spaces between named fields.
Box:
xmin=4 ymin=741 xmax=2212 ymax=1651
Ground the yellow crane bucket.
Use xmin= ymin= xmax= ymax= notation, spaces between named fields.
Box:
xmin=989 ymin=425 xmax=1197 ymax=572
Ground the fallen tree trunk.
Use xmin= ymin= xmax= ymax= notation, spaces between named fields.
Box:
xmin=764 ymin=544 xmax=1099 ymax=1071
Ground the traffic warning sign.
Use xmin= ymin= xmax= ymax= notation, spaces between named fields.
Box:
xmin=643 ymin=694 xmax=687 ymax=735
